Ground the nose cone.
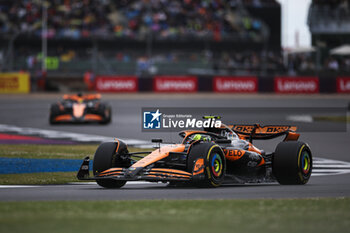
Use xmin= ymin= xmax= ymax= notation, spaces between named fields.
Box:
xmin=73 ymin=103 xmax=86 ymax=118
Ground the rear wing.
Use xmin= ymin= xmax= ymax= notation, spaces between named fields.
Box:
xmin=63 ymin=94 xmax=101 ymax=101
xmin=206 ymin=124 xmax=299 ymax=142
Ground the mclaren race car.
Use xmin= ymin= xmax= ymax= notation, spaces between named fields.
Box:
xmin=49 ymin=93 xmax=111 ymax=124
xmin=77 ymin=118 xmax=312 ymax=188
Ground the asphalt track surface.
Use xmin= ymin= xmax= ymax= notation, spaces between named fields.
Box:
xmin=0 ymin=93 xmax=349 ymax=201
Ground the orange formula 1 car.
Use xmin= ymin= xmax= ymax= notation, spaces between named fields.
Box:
xmin=49 ymin=93 xmax=111 ymax=124
xmin=77 ymin=119 xmax=312 ymax=188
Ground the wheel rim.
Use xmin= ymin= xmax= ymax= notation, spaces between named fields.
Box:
xmin=211 ymin=153 xmax=223 ymax=178
xmin=301 ymin=151 xmax=311 ymax=175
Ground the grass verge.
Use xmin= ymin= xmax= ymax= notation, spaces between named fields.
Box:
xmin=0 ymin=198 xmax=349 ymax=233
xmin=0 ymin=144 xmax=99 ymax=159
xmin=0 ymin=172 xmax=78 ymax=185
xmin=314 ymin=115 xmax=350 ymax=123
xmin=0 ymin=144 xmax=150 ymax=185
xmin=0 ymin=144 xmax=149 ymax=159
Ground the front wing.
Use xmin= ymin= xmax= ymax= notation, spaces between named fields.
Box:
xmin=77 ymin=157 xmax=194 ymax=182
xmin=52 ymin=113 xmax=104 ymax=123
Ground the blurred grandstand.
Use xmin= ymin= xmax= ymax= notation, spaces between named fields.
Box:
xmin=0 ymin=0 xmax=349 ymax=91
xmin=0 ymin=1 xmax=280 ymax=77
xmin=307 ymin=0 xmax=350 ymax=74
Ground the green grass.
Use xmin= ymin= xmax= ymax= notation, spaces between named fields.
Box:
xmin=314 ymin=115 xmax=350 ymax=123
xmin=0 ymin=144 xmax=99 ymax=159
xmin=0 ymin=172 xmax=78 ymax=185
xmin=0 ymin=198 xmax=349 ymax=233
xmin=0 ymin=144 xmax=150 ymax=185
xmin=0 ymin=144 xmax=149 ymax=159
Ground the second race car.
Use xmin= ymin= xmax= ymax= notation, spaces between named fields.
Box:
xmin=49 ymin=93 xmax=111 ymax=124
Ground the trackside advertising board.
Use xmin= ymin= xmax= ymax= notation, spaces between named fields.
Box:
xmin=95 ymin=76 xmax=138 ymax=92
xmin=213 ymin=76 xmax=258 ymax=93
xmin=153 ymin=76 xmax=198 ymax=92
xmin=337 ymin=77 xmax=350 ymax=93
xmin=274 ymin=77 xmax=319 ymax=94
xmin=0 ymin=72 xmax=30 ymax=93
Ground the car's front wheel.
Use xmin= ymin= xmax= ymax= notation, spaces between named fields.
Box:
xmin=187 ymin=142 xmax=226 ymax=188
xmin=93 ymin=141 xmax=130 ymax=188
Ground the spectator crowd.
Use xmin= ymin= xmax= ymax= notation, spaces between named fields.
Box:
xmin=1 ymin=0 xmax=349 ymax=75
xmin=0 ymin=0 xmax=278 ymax=41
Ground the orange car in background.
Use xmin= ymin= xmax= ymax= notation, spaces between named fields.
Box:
xmin=49 ymin=93 xmax=111 ymax=124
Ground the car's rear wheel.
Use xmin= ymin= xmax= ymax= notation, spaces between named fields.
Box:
xmin=93 ymin=141 xmax=130 ymax=188
xmin=273 ymin=141 xmax=312 ymax=185
xmin=187 ymin=142 xmax=226 ymax=188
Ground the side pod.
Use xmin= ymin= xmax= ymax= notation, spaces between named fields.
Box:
xmin=77 ymin=156 xmax=90 ymax=180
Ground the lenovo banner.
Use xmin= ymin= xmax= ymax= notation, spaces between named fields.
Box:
xmin=96 ymin=76 xmax=138 ymax=92
xmin=153 ymin=76 xmax=198 ymax=92
xmin=213 ymin=76 xmax=258 ymax=93
xmin=275 ymin=77 xmax=319 ymax=94
xmin=337 ymin=77 xmax=350 ymax=93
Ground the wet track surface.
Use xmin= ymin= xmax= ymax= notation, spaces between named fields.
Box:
xmin=0 ymin=94 xmax=349 ymax=200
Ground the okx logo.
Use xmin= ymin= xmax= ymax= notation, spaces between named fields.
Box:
xmin=143 ymin=109 xmax=162 ymax=129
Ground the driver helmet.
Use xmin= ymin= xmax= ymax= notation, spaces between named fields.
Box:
xmin=193 ymin=134 xmax=210 ymax=141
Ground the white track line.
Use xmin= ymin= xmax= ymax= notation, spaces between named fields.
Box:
xmin=0 ymin=124 xmax=150 ymax=146
xmin=68 ymin=181 xmax=150 ymax=185
xmin=0 ymin=182 xmax=151 ymax=188
xmin=0 ymin=185 xmax=40 ymax=188
xmin=286 ymin=115 xmax=314 ymax=123
xmin=1 ymin=157 xmax=350 ymax=188
xmin=312 ymin=158 xmax=350 ymax=176
xmin=314 ymin=165 xmax=350 ymax=168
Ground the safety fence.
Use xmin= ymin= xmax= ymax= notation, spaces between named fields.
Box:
xmin=95 ymin=75 xmax=350 ymax=94
xmin=1 ymin=73 xmax=349 ymax=94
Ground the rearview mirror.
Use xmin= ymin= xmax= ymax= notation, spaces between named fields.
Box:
xmin=215 ymin=139 xmax=232 ymax=144
xmin=151 ymin=139 xmax=163 ymax=143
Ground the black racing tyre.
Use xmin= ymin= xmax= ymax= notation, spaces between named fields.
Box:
xmin=105 ymin=107 xmax=112 ymax=123
xmin=101 ymin=106 xmax=111 ymax=124
xmin=49 ymin=104 xmax=60 ymax=124
xmin=98 ymin=104 xmax=111 ymax=124
xmin=273 ymin=141 xmax=312 ymax=185
xmin=187 ymin=142 xmax=226 ymax=188
xmin=93 ymin=141 xmax=129 ymax=188
xmin=97 ymin=103 xmax=106 ymax=115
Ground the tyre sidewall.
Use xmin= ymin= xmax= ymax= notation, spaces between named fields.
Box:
xmin=273 ymin=141 xmax=312 ymax=185
xmin=187 ymin=142 xmax=226 ymax=187
xmin=93 ymin=141 xmax=129 ymax=188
